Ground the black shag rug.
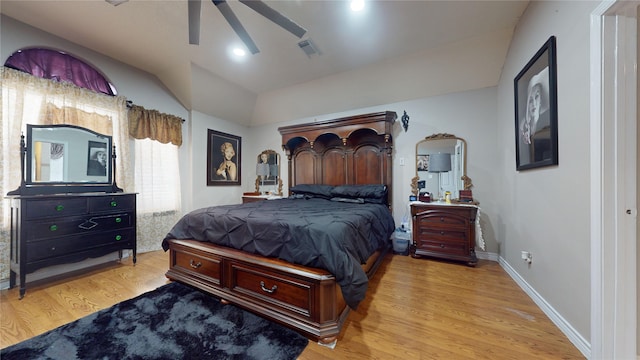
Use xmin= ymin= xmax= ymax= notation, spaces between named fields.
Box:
xmin=1 ymin=282 xmax=309 ymax=360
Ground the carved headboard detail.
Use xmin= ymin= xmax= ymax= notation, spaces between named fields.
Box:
xmin=278 ymin=111 xmax=397 ymax=204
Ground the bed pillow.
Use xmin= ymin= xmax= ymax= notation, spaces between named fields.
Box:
xmin=330 ymin=184 xmax=388 ymax=204
xmin=289 ymin=184 xmax=335 ymax=199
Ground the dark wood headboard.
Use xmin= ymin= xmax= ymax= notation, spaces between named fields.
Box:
xmin=278 ymin=111 xmax=397 ymax=203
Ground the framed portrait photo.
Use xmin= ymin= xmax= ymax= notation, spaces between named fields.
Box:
xmin=207 ymin=129 xmax=241 ymax=186
xmin=514 ymin=36 xmax=558 ymax=171
xmin=416 ymin=154 xmax=429 ymax=172
xmin=87 ymin=140 xmax=108 ymax=176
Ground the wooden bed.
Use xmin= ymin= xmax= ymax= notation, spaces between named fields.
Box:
xmin=164 ymin=111 xmax=397 ymax=344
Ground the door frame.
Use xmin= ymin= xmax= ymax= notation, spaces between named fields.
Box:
xmin=590 ymin=1 xmax=638 ymax=358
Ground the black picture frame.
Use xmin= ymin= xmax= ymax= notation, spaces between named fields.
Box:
xmin=207 ymin=129 xmax=241 ymax=186
xmin=86 ymin=140 xmax=108 ymax=176
xmin=514 ymin=36 xmax=558 ymax=171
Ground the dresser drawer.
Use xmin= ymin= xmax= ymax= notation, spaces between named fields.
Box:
xmin=227 ymin=261 xmax=313 ymax=318
xmin=25 ymin=213 xmax=134 ymax=241
xmin=88 ymin=195 xmax=135 ymax=213
xmin=24 ymin=198 xmax=87 ymax=219
xmin=26 ymin=229 xmax=135 ymax=262
xmin=171 ymin=246 xmax=222 ymax=288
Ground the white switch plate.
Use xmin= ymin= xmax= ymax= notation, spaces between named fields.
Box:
xmin=399 ymin=157 xmax=405 ymax=166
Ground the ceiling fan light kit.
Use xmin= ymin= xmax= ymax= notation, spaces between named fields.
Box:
xmin=188 ymin=0 xmax=308 ymax=55
xmin=105 ymin=0 xmax=129 ymax=6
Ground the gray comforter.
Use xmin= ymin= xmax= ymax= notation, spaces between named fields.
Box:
xmin=162 ymin=197 xmax=395 ymax=309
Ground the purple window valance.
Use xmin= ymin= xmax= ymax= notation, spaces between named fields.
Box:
xmin=4 ymin=48 xmax=116 ymax=96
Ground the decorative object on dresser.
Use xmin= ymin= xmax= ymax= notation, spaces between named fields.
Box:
xmin=163 ymin=111 xmax=397 ymax=345
xmin=5 ymin=124 xmax=136 ymax=299
xmin=410 ymin=202 xmax=478 ymax=266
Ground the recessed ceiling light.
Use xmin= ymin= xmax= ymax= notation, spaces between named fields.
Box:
xmin=233 ymin=48 xmax=246 ymax=57
xmin=350 ymin=0 xmax=365 ymax=12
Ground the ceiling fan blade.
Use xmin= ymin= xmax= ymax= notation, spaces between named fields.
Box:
xmin=239 ymin=0 xmax=307 ymax=39
xmin=213 ymin=0 xmax=260 ymax=54
xmin=188 ymin=0 xmax=201 ymax=45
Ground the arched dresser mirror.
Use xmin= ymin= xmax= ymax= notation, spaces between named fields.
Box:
xmin=8 ymin=124 xmax=121 ymax=195
xmin=254 ymin=149 xmax=283 ymax=195
xmin=410 ymin=133 xmax=473 ymax=200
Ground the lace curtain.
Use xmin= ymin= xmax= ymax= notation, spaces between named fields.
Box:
xmin=0 ymin=66 xmax=131 ymax=280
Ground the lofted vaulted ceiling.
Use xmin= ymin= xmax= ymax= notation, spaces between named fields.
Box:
xmin=0 ymin=0 xmax=528 ymax=126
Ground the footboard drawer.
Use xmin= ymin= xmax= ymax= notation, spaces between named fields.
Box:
xmin=227 ymin=260 xmax=314 ymax=318
xmin=168 ymin=243 xmax=222 ymax=288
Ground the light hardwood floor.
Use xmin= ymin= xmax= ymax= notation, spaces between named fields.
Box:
xmin=0 ymin=250 xmax=585 ymax=359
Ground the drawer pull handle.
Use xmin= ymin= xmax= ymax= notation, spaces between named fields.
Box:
xmin=189 ymin=260 xmax=202 ymax=269
xmin=440 ymin=244 xmax=445 ymax=248
xmin=78 ymin=219 xmax=98 ymax=230
xmin=49 ymin=224 xmax=58 ymax=231
xmin=260 ymin=281 xmax=278 ymax=294
xmin=440 ymin=231 xmax=445 ymax=235
xmin=439 ymin=217 xmax=444 ymax=222
xmin=55 ymin=205 xmax=64 ymax=211
xmin=110 ymin=201 xmax=118 ymax=207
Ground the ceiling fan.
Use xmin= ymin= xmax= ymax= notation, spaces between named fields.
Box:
xmin=188 ymin=0 xmax=307 ymax=54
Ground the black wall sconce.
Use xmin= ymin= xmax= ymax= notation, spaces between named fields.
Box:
xmin=401 ymin=110 xmax=410 ymax=132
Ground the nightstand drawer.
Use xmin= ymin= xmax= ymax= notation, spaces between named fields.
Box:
xmin=418 ymin=240 xmax=467 ymax=256
xmin=416 ymin=213 xmax=468 ymax=228
xmin=416 ymin=227 xmax=467 ymax=243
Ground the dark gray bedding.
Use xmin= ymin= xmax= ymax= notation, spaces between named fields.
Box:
xmin=162 ymin=197 xmax=395 ymax=309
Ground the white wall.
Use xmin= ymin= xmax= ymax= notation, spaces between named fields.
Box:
xmin=496 ymin=1 xmax=598 ymax=344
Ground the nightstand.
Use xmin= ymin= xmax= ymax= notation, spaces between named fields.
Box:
xmin=410 ymin=202 xmax=478 ymax=266
xmin=242 ymin=194 xmax=282 ymax=204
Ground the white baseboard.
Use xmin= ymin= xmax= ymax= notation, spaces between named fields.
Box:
xmin=476 ymin=250 xmax=499 ymax=262
xmin=499 ymin=256 xmax=591 ymax=359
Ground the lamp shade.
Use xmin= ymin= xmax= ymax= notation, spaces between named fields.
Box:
xmin=256 ymin=163 xmax=270 ymax=176
xmin=428 ymin=153 xmax=451 ymax=172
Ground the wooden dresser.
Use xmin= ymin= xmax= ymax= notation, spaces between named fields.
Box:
xmin=410 ymin=202 xmax=478 ymax=266
xmin=7 ymin=192 xmax=137 ymax=298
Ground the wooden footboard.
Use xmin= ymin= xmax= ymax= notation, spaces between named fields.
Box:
xmin=165 ymin=239 xmax=389 ymax=344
